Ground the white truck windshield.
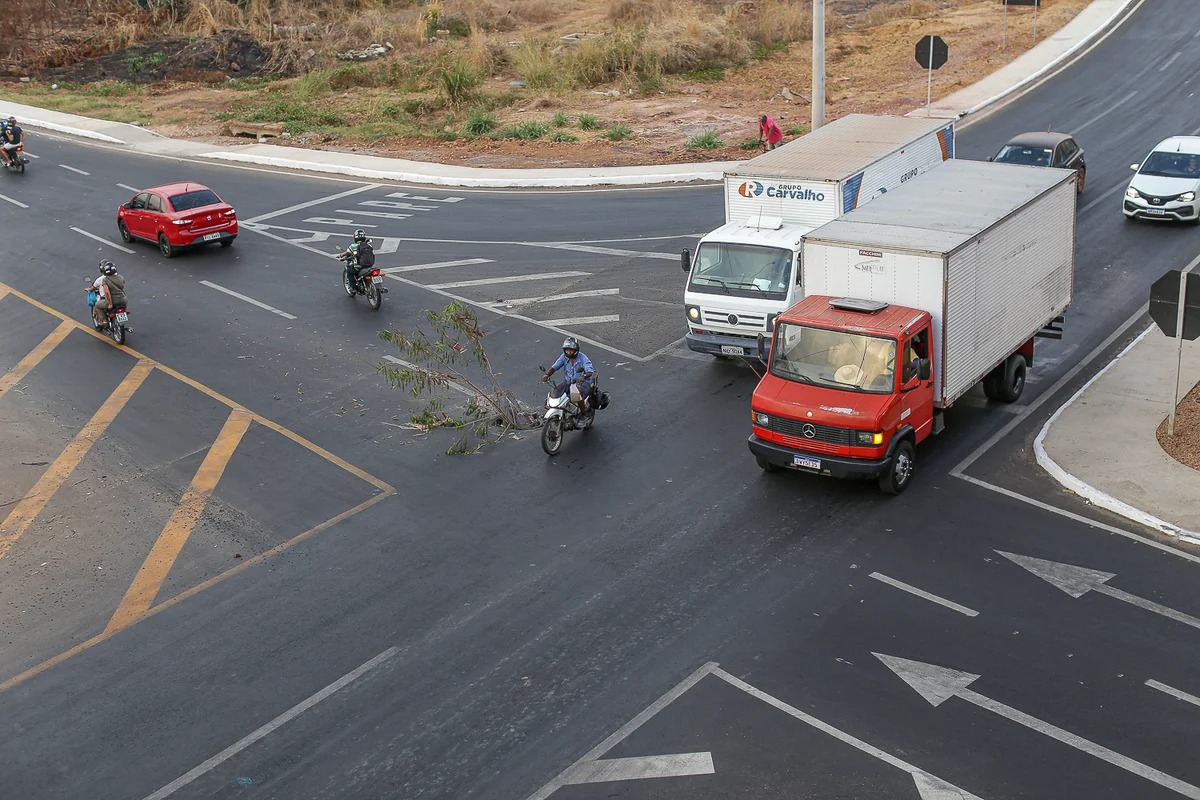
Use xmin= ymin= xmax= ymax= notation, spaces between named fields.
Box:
xmin=770 ymin=323 xmax=897 ymax=393
xmin=689 ymin=243 xmax=792 ymax=299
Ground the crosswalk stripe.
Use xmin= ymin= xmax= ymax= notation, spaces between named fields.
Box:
xmin=426 ymin=271 xmax=589 ymax=290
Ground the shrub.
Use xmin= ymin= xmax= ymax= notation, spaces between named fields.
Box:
xmin=463 ymin=107 xmax=497 ymax=136
xmin=551 ymin=111 xmax=569 ymax=127
xmin=785 ymin=124 xmax=809 ymax=136
xmin=496 ymin=121 xmax=549 ymax=140
xmin=439 ymin=60 xmax=482 ymax=106
xmin=687 ymin=129 xmax=724 ymax=150
xmin=549 ymin=130 xmax=577 ymax=143
xmin=513 ymin=38 xmax=561 ymax=89
xmin=601 ymin=123 xmax=633 ymax=141
xmin=578 ymin=113 xmax=601 ymax=130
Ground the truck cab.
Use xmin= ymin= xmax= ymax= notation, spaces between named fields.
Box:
xmin=748 ymin=296 xmax=934 ymax=495
xmin=682 ymin=215 xmax=807 ymax=356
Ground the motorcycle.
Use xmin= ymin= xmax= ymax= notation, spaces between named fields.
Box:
xmin=336 ymin=251 xmax=387 ymax=310
xmin=85 ymin=278 xmax=131 ymax=345
xmin=2 ymin=143 xmax=29 ymax=173
xmin=538 ymin=366 xmax=610 ymax=455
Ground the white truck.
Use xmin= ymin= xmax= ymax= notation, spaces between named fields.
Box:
xmin=682 ymin=113 xmax=956 ymax=358
xmin=747 ymin=159 xmax=1077 ymax=493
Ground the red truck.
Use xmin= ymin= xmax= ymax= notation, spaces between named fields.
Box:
xmin=747 ymin=160 xmax=1076 ymax=493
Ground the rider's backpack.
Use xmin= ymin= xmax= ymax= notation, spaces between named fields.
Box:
xmin=356 ymin=242 xmax=375 ymax=268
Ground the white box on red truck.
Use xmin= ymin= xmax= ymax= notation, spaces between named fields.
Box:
xmin=683 ymin=114 xmax=956 ymax=358
xmin=799 ymin=159 xmax=1076 ymax=408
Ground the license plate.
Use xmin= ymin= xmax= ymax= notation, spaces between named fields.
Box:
xmin=371 ymin=275 xmax=384 ymax=284
xmin=203 ymin=232 xmax=221 ymax=241
xmin=793 ymin=455 xmax=821 ymax=470
xmin=115 ymin=312 xmax=129 ymax=322
xmin=720 ymin=345 xmax=746 ymax=356
xmin=1146 ymin=209 xmax=1166 ymax=215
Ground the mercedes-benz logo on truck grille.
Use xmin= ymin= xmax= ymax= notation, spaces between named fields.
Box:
xmin=801 ymin=423 xmax=816 ymax=438
xmin=727 ymin=314 xmax=739 ymax=325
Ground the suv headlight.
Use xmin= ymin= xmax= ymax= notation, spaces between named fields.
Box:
xmin=1125 ymin=187 xmax=1141 ymax=199
xmin=1179 ymin=192 xmax=1196 ymax=202
xmin=855 ymin=430 xmax=884 ymax=446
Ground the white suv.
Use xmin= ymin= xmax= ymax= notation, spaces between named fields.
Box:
xmin=1124 ymin=136 xmax=1200 ymax=224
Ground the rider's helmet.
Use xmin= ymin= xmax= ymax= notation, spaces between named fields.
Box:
xmin=352 ymin=229 xmax=367 ymax=243
xmin=562 ymin=336 xmax=579 ymax=357
xmin=99 ymin=259 xmax=117 ymax=276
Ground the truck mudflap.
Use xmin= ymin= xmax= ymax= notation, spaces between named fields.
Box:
xmin=686 ymin=331 xmax=760 ymax=357
xmin=747 ymin=434 xmax=891 ymax=479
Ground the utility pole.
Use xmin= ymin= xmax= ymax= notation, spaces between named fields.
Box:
xmin=812 ymin=0 xmax=826 ymax=130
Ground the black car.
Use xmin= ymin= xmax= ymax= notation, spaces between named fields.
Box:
xmin=987 ymin=131 xmax=1086 ymax=193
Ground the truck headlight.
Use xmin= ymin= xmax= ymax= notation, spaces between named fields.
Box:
xmin=1125 ymin=187 xmax=1141 ymax=199
xmin=1179 ymin=192 xmax=1196 ymax=202
xmin=686 ymin=305 xmax=701 ymax=322
xmin=856 ymin=430 xmax=884 ymax=446
xmin=753 ymin=411 xmax=770 ymax=426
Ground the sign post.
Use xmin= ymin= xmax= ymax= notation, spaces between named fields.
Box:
xmin=914 ymin=35 xmax=948 ymax=117
xmin=1149 ymin=256 xmax=1200 ymax=436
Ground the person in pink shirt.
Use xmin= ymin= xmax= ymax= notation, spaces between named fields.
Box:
xmin=758 ymin=114 xmax=784 ymax=150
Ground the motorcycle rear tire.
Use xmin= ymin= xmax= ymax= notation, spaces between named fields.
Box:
xmin=541 ymin=417 xmax=563 ymax=455
xmin=15 ymin=160 xmax=24 ymax=174
xmin=367 ymin=281 xmax=382 ymax=310
xmin=112 ymin=324 xmax=126 ymax=345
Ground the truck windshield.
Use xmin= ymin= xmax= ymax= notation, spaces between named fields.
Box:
xmin=770 ymin=322 xmax=897 ymax=394
xmin=689 ymin=243 xmax=792 ymax=299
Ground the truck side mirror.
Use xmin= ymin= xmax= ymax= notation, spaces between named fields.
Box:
xmin=985 ymin=156 xmax=993 ymax=162
xmin=681 ymin=248 xmax=691 ymax=273
xmin=757 ymin=333 xmax=769 ymax=363
xmin=917 ymin=358 xmax=931 ymax=381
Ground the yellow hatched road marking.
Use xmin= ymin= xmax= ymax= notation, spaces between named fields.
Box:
xmin=0 ymin=321 xmax=74 ymax=400
xmin=0 ymin=361 xmax=154 ymax=561
xmin=104 ymin=408 xmax=253 ymax=634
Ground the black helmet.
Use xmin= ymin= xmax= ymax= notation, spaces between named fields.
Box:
xmin=353 ymin=229 xmax=367 ymax=243
xmin=562 ymin=336 xmax=579 ymax=355
xmin=99 ymin=259 xmax=117 ymax=276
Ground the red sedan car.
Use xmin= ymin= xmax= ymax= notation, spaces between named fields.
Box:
xmin=116 ymin=182 xmax=238 ymax=258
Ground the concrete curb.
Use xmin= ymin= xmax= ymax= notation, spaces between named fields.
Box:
xmin=6 ymin=114 xmax=126 ymax=144
xmin=1033 ymin=324 xmax=1200 ymax=546
xmin=197 ymin=151 xmax=729 ymax=188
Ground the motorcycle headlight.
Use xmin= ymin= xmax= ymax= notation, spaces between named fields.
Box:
xmin=1125 ymin=187 xmax=1141 ymax=199
xmin=1179 ymin=192 xmax=1196 ymax=202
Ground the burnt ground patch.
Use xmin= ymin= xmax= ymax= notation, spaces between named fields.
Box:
xmin=40 ymin=31 xmax=272 ymax=84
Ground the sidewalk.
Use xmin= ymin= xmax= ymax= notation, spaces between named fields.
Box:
xmin=0 ymin=0 xmax=1135 ymax=188
xmin=1037 ymin=327 xmax=1200 ymax=545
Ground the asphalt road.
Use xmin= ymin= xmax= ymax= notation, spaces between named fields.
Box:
xmin=1 ymin=1 xmax=1199 ymax=798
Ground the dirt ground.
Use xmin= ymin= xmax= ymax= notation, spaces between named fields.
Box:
xmin=0 ymin=0 xmax=1090 ymax=168
xmin=1157 ymin=381 xmax=1200 ymax=471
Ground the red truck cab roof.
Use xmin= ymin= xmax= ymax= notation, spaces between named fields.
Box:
xmin=777 ymin=295 xmax=927 ymax=338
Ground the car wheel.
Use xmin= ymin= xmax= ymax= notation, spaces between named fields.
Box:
xmin=118 ymin=221 xmax=133 ymax=243
xmin=158 ymin=233 xmax=175 ymax=258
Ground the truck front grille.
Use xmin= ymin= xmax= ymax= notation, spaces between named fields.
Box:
xmin=768 ymin=417 xmax=855 ymax=446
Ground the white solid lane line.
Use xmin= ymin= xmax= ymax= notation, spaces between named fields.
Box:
xmin=70 ymin=226 xmax=134 ymax=253
xmin=1070 ymin=90 xmax=1137 ymax=136
xmin=243 ymin=183 xmax=379 ymax=224
xmin=1145 ymin=679 xmax=1200 ymax=709
xmin=538 ymin=315 xmax=621 ymax=326
xmin=425 ymin=271 xmax=590 ymax=290
xmin=380 ymin=258 xmax=493 ymax=274
xmin=0 ymin=193 xmax=28 ymax=208
xmin=869 ymin=572 xmax=979 ymax=617
xmin=200 ymin=280 xmax=298 ymax=320
xmin=524 ymin=242 xmax=678 ymax=261
xmin=59 ymin=164 xmax=90 ymax=175
xmin=141 ymin=647 xmax=398 ymax=800
xmin=117 ymin=183 xmax=139 ymax=192
xmin=487 ymin=288 xmax=620 ymax=307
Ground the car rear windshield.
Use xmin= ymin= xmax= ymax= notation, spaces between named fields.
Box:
xmin=169 ymin=190 xmax=222 ymax=212
xmin=1139 ymin=151 xmax=1200 ymax=179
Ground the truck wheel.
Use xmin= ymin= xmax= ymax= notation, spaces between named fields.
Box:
xmin=755 ymin=456 xmax=779 ymax=473
xmin=982 ymin=372 xmax=1001 ymax=400
xmin=878 ymin=439 xmax=915 ymax=495
xmin=994 ymin=354 xmax=1027 ymax=403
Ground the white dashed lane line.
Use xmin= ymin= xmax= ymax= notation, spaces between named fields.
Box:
xmin=0 ymin=193 xmax=28 ymax=208
xmin=117 ymin=183 xmax=140 ymax=192
xmin=59 ymin=164 xmax=90 ymax=176
xmin=200 ymin=280 xmax=297 ymax=320
xmin=70 ymin=226 xmax=135 ymax=253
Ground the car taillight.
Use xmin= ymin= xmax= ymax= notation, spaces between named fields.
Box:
xmin=224 ymin=210 xmax=236 ymax=217
xmin=172 ymin=218 xmax=193 ymax=226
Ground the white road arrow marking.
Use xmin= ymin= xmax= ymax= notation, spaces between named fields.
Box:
xmin=997 ymin=551 xmax=1200 ymax=631
xmin=242 ymin=222 xmax=333 ymax=244
xmin=561 ymin=753 xmax=714 ymax=785
xmin=386 ymin=191 xmax=463 ymax=202
xmin=913 ymin=772 xmax=969 ymax=799
xmin=875 ymin=653 xmax=1200 ymax=799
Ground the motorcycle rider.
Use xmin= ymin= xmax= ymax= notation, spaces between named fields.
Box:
xmin=337 ymin=229 xmax=376 ymax=293
xmin=92 ymin=259 xmax=127 ymax=329
xmin=542 ymin=337 xmax=594 ymax=410
xmin=0 ymin=116 xmax=22 ymax=167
